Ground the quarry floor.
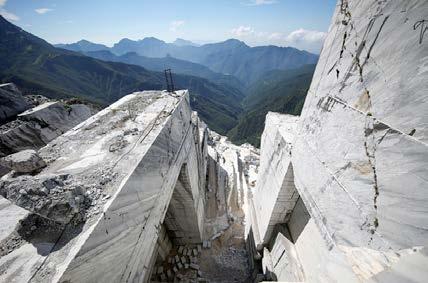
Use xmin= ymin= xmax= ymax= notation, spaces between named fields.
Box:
xmin=199 ymin=222 xmax=252 ymax=283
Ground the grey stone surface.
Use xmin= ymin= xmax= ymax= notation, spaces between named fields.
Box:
xmin=0 ymin=83 xmax=29 ymax=124
xmin=252 ymin=112 xmax=299 ymax=245
xmin=0 ymin=173 xmax=88 ymax=224
xmin=18 ymin=102 xmax=92 ymax=134
xmin=249 ymin=1 xmax=428 ymax=282
xmin=0 ymin=101 xmax=95 ymax=159
xmin=0 ymin=149 xmax=46 ymax=173
xmin=0 ymin=197 xmax=29 ymax=243
xmin=267 ymin=232 xmax=304 ymax=281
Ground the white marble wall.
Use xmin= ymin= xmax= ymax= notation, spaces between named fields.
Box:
xmin=205 ymin=131 xmax=259 ymax=240
xmin=164 ymin=163 xmax=204 ymax=245
xmin=58 ymin=91 xmax=206 ymax=282
xmin=262 ymin=232 xmax=305 ymax=282
xmin=0 ymin=90 xmax=209 ymax=283
xmin=253 ymin=112 xmax=299 ymax=246
xmin=252 ymin=0 xmax=428 ymax=282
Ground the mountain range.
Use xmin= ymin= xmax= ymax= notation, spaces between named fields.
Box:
xmin=0 ymin=16 xmax=243 ymax=134
xmin=228 ymin=64 xmax=316 ymax=146
xmin=55 ymin=39 xmax=110 ymax=53
xmin=0 ymin=15 xmax=317 ymax=145
xmin=82 ymin=50 xmax=245 ymax=92
xmin=172 ymin=38 xmax=200 ymax=47
xmin=56 ymin=37 xmax=318 ymax=85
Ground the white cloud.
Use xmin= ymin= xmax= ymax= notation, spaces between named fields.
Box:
xmin=0 ymin=0 xmax=20 ymax=21
xmin=35 ymin=8 xmax=53 ymax=14
xmin=229 ymin=26 xmax=326 ymax=53
xmin=170 ymin=20 xmax=185 ymax=32
xmin=285 ymin=28 xmax=327 ymax=45
xmin=0 ymin=9 xmax=19 ymax=21
xmin=268 ymin=32 xmax=282 ymax=40
xmin=245 ymin=0 xmax=277 ymax=6
xmin=230 ymin=26 xmax=254 ymax=37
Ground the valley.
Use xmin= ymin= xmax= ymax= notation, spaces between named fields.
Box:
xmin=54 ymin=34 xmax=318 ymax=146
xmin=0 ymin=13 xmax=318 ymax=144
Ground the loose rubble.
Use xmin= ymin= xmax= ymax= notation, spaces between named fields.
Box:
xmin=0 ymin=149 xmax=46 ymax=174
xmin=0 ymin=84 xmax=98 ymax=178
xmin=151 ymin=244 xmax=207 ymax=283
xmin=0 ymin=173 xmax=91 ymax=224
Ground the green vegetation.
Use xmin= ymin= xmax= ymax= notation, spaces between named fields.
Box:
xmin=60 ymin=37 xmax=318 ymax=86
xmin=0 ymin=16 xmax=317 ymax=141
xmin=0 ymin=16 xmax=242 ymax=135
xmin=83 ymin=51 xmax=246 ymax=93
xmin=227 ymin=65 xmax=316 ymax=147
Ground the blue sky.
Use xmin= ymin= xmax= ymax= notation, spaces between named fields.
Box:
xmin=0 ymin=0 xmax=337 ymax=53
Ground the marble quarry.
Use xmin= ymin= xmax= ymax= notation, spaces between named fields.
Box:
xmin=0 ymin=0 xmax=427 ymax=282
xmin=247 ymin=0 xmax=428 ymax=282
xmin=0 ymin=90 xmax=260 ymax=282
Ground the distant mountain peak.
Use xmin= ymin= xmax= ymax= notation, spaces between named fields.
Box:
xmin=141 ymin=37 xmax=165 ymax=44
xmin=212 ymin=39 xmax=249 ymax=49
xmin=77 ymin=39 xmax=93 ymax=44
xmin=117 ymin=38 xmax=133 ymax=43
xmin=0 ymin=14 xmax=20 ymax=29
xmin=0 ymin=15 xmax=9 ymax=23
xmin=54 ymin=39 xmax=109 ymax=52
xmin=173 ymin=38 xmax=199 ymax=47
xmin=224 ymin=38 xmax=244 ymax=43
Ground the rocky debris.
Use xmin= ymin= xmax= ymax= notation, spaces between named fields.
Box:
xmin=0 ymin=149 xmax=46 ymax=173
xmin=0 ymin=173 xmax=107 ymax=224
xmin=123 ymin=127 xmax=139 ymax=136
xmin=151 ymin=232 xmax=251 ymax=282
xmin=0 ymin=98 xmax=97 ymax=178
xmin=198 ymin=223 xmax=252 ymax=283
xmin=0 ymin=83 xmax=30 ymax=124
xmin=24 ymin=94 xmax=52 ymax=107
xmin=197 ymin=130 xmax=258 ymax=282
xmin=151 ymin=244 xmax=208 ymax=282
xmin=0 ymin=119 xmax=25 ymax=133
xmin=108 ymin=135 xmax=129 ymax=152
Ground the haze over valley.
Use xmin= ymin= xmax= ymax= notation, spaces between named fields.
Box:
xmin=0 ymin=14 xmax=322 ymax=145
